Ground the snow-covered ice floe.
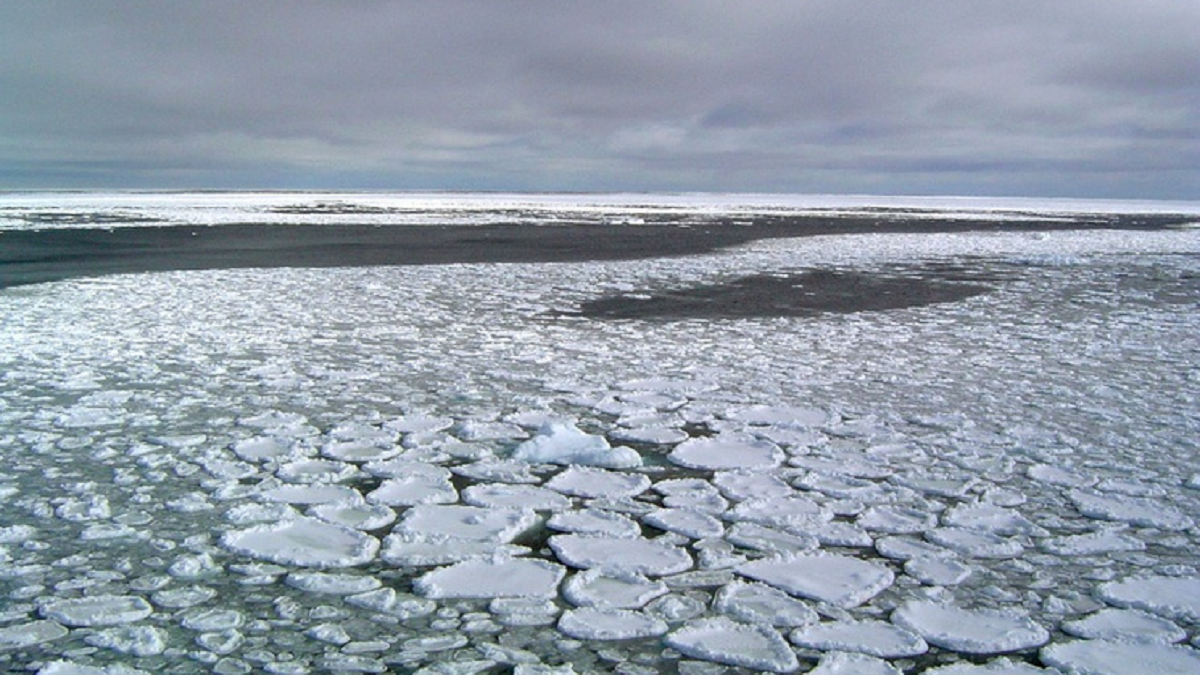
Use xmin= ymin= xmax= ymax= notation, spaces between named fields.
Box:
xmin=1 ymin=194 xmax=1199 ymax=672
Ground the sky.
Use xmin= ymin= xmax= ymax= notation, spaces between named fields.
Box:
xmin=2 ymin=1 xmax=1198 ymax=199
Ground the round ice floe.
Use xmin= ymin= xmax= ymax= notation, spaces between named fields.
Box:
xmin=361 ymin=459 xmax=449 ymax=480
xmin=796 ymin=473 xmax=885 ymax=501
xmin=942 ymin=504 xmax=1043 ymax=536
xmin=727 ymin=404 xmax=831 ymax=428
xmin=545 ymin=466 xmax=651 ymax=499
xmin=1068 ymin=489 xmax=1193 ymax=530
xmin=85 ymin=625 xmax=168 ymax=656
xmin=857 ymin=505 xmax=936 ymax=534
xmin=665 ymin=616 xmax=799 ymax=673
xmin=655 ymin=478 xmax=729 ymax=513
xmin=397 ymin=505 xmax=538 ymax=543
xmin=726 ymin=523 xmax=819 ymax=555
xmin=379 ymin=531 xmax=530 ymax=566
xmin=736 ymin=553 xmax=893 ymax=608
xmin=0 ymin=620 xmax=69 ymax=649
xmin=562 ymin=569 xmax=668 ymax=609
xmin=668 ymin=435 xmax=784 ymax=471
xmin=1027 ymin=463 xmax=1096 ymax=488
xmin=714 ymin=470 xmax=794 ymax=501
xmin=610 ymin=426 xmax=689 ymax=445
xmin=891 ymin=601 xmax=1048 ymax=654
xmin=905 ymin=555 xmax=973 ymax=586
xmin=451 ymin=459 xmax=542 ymax=484
xmin=809 ymin=651 xmax=903 ymax=675
xmin=259 ymin=484 xmax=363 ymax=505
xmin=1041 ymin=640 xmax=1200 ymax=675
xmin=790 ymin=620 xmax=928 ymax=658
xmin=39 ymin=660 xmax=151 ymax=675
xmin=221 ymin=517 xmax=379 ymax=568
xmin=231 ymin=436 xmax=295 ymax=462
xmin=345 ymin=588 xmax=436 ymax=619
xmin=36 ymin=595 xmax=153 ymax=627
xmin=875 ymin=535 xmax=954 ymax=561
xmin=320 ymin=442 xmax=402 ymax=463
xmin=714 ymin=581 xmax=818 ymax=627
xmin=549 ymin=534 xmax=692 ymax=576
xmin=511 ymin=422 xmax=641 ymax=469
xmin=1098 ymin=576 xmax=1200 ymax=621
xmin=453 ymin=420 xmax=527 ymax=442
xmin=922 ymin=658 xmax=1055 ymax=674
xmin=308 ymin=501 xmax=395 ymax=531
xmin=790 ymin=520 xmax=873 ymax=548
xmin=728 ymin=495 xmax=831 ymax=528
xmin=1038 ymin=529 xmax=1145 ymax=556
xmin=150 ymin=586 xmax=217 ymax=609
xmin=926 ymin=528 xmax=1024 ymax=559
xmin=276 ymin=459 xmax=357 ymax=483
xmin=463 ymin=484 xmax=572 ymax=510
xmin=366 ymin=475 xmax=457 ymax=506
xmin=644 ymin=508 xmax=724 ymax=539
xmin=1062 ymin=608 xmax=1186 ymax=643
xmin=414 ymin=558 xmax=565 ymax=599
xmin=557 ymin=607 xmax=668 ymax=640
xmin=386 ymin=414 xmax=454 ymax=435
xmin=547 ymin=509 xmax=641 ymax=537
xmin=892 ymin=473 xmax=977 ymax=498
xmin=285 ymin=571 xmax=382 ymax=595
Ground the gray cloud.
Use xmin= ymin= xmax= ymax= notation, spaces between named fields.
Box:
xmin=2 ymin=0 xmax=1197 ymax=197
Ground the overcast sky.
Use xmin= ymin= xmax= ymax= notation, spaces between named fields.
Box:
xmin=2 ymin=1 xmax=1198 ymax=198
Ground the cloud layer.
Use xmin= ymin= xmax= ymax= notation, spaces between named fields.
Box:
xmin=3 ymin=1 xmax=1198 ymax=197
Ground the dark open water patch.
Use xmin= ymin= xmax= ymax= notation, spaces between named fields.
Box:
xmin=573 ymin=268 xmax=995 ymax=320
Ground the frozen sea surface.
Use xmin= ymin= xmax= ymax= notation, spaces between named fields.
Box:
xmin=1 ymin=205 xmax=1199 ymax=673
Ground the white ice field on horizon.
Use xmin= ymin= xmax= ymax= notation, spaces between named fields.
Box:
xmin=1 ymin=200 xmax=1199 ymax=673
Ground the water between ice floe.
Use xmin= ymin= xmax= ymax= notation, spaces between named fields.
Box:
xmin=1 ymin=227 xmax=1198 ymax=673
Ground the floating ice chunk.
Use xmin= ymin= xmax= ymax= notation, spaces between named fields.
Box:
xmin=893 ymin=473 xmax=978 ymax=498
xmin=926 ymin=528 xmax=1024 ymax=559
xmin=545 ymin=466 xmax=650 ymax=499
xmin=655 ymin=478 xmax=729 ymax=513
xmin=726 ymin=523 xmax=819 ymax=555
xmin=547 ymin=509 xmax=641 ymax=538
xmin=737 ymin=553 xmax=894 ymax=608
xmin=875 ymin=535 xmax=954 ymax=561
xmin=415 ymin=558 xmax=566 ymax=599
xmin=669 ymin=435 xmax=784 ymax=471
xmin=397 ymin=505 xmax=538 ymax=543
xmin=923 ymin=658 xmax=1056 ymax=674
xmin=512 ymin=422 xmax=641 ymax=469
xmin=380 ymin=532 xmax=530 ymax=566
xmin=490 ymin=598 xmax=561 ymax=627
xmin=221 ymin=517 xmax=379 ymax=568
xmin=37 ymin=595 xmax=153 ymax=627
xmin=0 ymin=524 xmax=37 ymax=543
xmin=1068 ymin=490 xmax=1193 ymax=530
xmin=1027 ymin=463 xmax=1096 ymax=488
xmin=387 ymin=414 xmax=454 ymax=434
xmin=306 ymin=622 xmax=351 ymax=645
xmin=714 ymin=580 xmax=818 ymax=627
xmin=1062 ymin=608 xmax=1186 ymax=643
xmin=463 ymin=484 xmax=571 ymax=510
xmin=38 ymin=661 xmax=150 ymax=675
xmin=180 ymin=608 xmax=244 ymax=631
xmin=231 ymin=436 xmax=295 ymax=462
xmin=857 ymin=506 xmax=936 ymax=534
xmin=644 ymin=508 xmax=724 ymax=539
xmin=943 ymin=504 xmax=1044 ymax=536
xmin=320 ymin=441 xmax=402 ymax=463
xmin=452 ymin=459 xmax=542 ymax=484
xmin=557 ymin=607 xmax=668 ymax=640
xmin=259 ymin=484 xmax=363 ymax=505
xmin=85 ymin=625 xmax=168 ymax=656
xmin=796 ymin=473 xmax=886 ymax=501
xmin=790 ymin=620 xmax=927 ymax=658
xmin=665 ymin=616 xmax=799 ymax=673
xmin=727 ymin=405 xmax=831 ymax=428
xmin=225 ymin=502 xmax=298 ymax=525
xmin=713 ymin=471 xmax=794 ymax=501
xmin=1039 ymin=528 xmax=1145 ymax=556
xmin=562 ymin=569 xmax=668 ymax=609
xmin=789 ymin=520 xmax=873 ymax=548
xmin=728 ymin=495 xmax=831 ymax=528
xmin=345 ymin=587 xmax=436 ymax=619
xmin=276 ymin=459 xmax=357 ymax=484
xmin=285 ymin=571 xmax=382 ymax=595
xmin=808 ymin=651 xmax=903 ymax=675
xmin=362 ymin=459 xmax=450 ymax=480
xmin=549 ymin=534 xmax=693 ymax=576
xmin=905 ymin=556 xmax=973 ymax=586
xmin=308 ymin=501 xmax=396 ymax=531
xmin=0 ymin=620 xmax=68 ymax=649
xmin=454 ymin=420 xmax=527 ymax=442
xmin=366 ymin=475 xmax=457 ymax=506
xmin=610 ymin=426 xmax=689 ymax=445
xmin=150 ymin=586 xmax=217 ymax=609
xmin=1098 ymin=576 xmax=1200 ymax=621
xmin=892 ymin=601 xmax=1049 ymax=654
xmin=1041 ymin=640 xmax=1200 ymax=675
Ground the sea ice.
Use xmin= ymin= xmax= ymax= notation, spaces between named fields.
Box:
xmin=713 ymin=470 xmax=794 ymax=501
xmin=1068 ymin=489 xmax=1193 ymax=530
xmin=1038 ymin=529 xmax=1145 ymax=556
xmin=904 ymin=555 xmax=973 ymax=586
xmin=727 ymin=495 xmax=831 ymax=528
xmin=84 ymin=625 xmax=168 ymax=656
xmin=37 ymin=661 xmax=150 ymax=675
xmin=546 ymin=509 xmax=641 ymax=537
xmin=1098 ymin=575 xmax=1200 ymax=621
xmin=395 ymin=505 xmax=538 ymax=543
xmin=366 ymin=474 xmax=458 ymax=506
xmin=926 ymin=527 xmax=1024 ymax=559
xmin=414 ymin=558 xmax=566 ymax=599
xmin=0 ymin=619 xmax=69 ymax=649
xmin=259 ymin=484 xmax=363 ymax=505
xmin=36 ymin=595 xmax=153 ymax=627
xmin=892 ymin=600 xmax=1049 ymax=654
xmin=713 ymin=580 xmax=819 ymax=627
xmin=665 ymin=616 xmax=799 ymax=673
xmin=285 ymin=571 xmax=382 ymax=595
xmin=511 ymin=422 xmax=641 ymax=469
xmin=644 ymin=507 xmax=725 ymax=539
xmin=790 ymin=620 xmax=928 ymax=658
xmin=942 ymin=503 xmax=1043 ymax=536
xmin=221 ymin=517 xmax=379 ymax=567
xmin=308 ymin=501 xmax=396 ymax=530
xmin=462 ymin=484 xmax=572 ymax=510
xmin=725 ymin=522 xmax=819 ymax=555
xmin=562 ymin=569 xmax=668 ymax=609
xmin=451 ymin=459 xmax=542 ymax=484
xmin=1040 ymin=640 xmax=1200 ymax=675
xmin=549 ymin=534 xmax=693 ymax=576
xmin=276 ymin=459 xmax=357 ymax=483
xmin=379 ymin=532 xmax=530 ymax=566
xmin=668 ymin=435 xmax=784 ymax=470
xmin=1061 ymin=608 xmax=1186 ymax=643
xmin=557 ymin=607 xmax=668 ymax=640
xmin=808 ymin=651 xmax=903 ymax=675
xmin=923 ymin=658 xmax=1054 ymax=674
xmin=736 ymin=553 xmax=894 ymax=608
xmin=727 ymin=405 xmax=831 ymax=428
xmin=345 ymin=588 xmax=436 ymax=619
xmin=545 ymin=466 xmax=650 ymax=499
